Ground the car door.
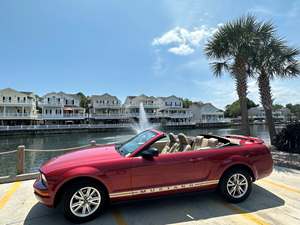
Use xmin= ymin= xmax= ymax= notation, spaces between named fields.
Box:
xmin=129 ymin=149 xmax=203 ymax=192
xmin=186 ymin=148 xmax=215 ymax=181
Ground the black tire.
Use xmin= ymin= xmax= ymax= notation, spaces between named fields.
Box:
xmin=63 ymin=182 xmax=108 ymax=223
xmin=219 ymin=168 xmax=252 ymax=203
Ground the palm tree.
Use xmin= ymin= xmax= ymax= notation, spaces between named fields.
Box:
xmin=205 ymin=15 xmax=260 ymax=135
xmin=251 ymin=32 xmax=300 ymax=144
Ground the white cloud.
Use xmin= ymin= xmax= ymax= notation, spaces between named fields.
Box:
xmin=152 ymin=25 xmax=218 ymax=56
xmin=168 ymin=44 xmax=194 ymax=55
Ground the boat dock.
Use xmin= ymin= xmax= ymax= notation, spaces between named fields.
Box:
xmin=0 ymin=166 xmax=300 ymax=225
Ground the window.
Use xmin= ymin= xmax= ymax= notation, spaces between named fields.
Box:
xmin=3 ymin=96 xmax=5 ymax=102
xmin=47 ymin=98 xmax=50 ymax=102
xmin=72 ymin=100 xmax=74 ymax=105
xmin=118 ymin=130 xmax=157 ymax=156
xmin=17 ymin=97 xmax=20 ymax=102
xmin=8 ymin=97 xmax=11 ymax=102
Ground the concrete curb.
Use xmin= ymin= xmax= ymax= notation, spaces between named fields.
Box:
xmin=0 ymin=172 xmax=39 ymax=184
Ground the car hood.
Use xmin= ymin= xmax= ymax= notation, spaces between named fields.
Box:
xmin=41 ymin=144 xmax=121 ymax=174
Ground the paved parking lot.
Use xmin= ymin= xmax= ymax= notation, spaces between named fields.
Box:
xmin=0 ymin=166 xmax=300 ymax=225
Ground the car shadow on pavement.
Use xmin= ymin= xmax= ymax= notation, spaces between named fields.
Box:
xmin=23 ymin=184 xmax=285 ymax=225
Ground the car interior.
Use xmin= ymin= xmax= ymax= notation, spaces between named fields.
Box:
xmin=151 ymin=132 xmax=236 ymax=154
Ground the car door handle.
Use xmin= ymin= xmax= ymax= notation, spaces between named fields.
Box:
xmin=189 ymin=157 xmax=203 ymax=162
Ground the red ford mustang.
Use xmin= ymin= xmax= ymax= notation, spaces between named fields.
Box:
xmin=33 ymin=129 xmax=273 ymax=223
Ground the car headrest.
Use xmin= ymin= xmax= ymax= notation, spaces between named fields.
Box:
xmin=178 ymin=133 xmax=189 ymax=145
xmin=208 ymin=138 xmax=218 ymax=147
xmin=195 ymin=136 xmax=204 ymax=144
xmin=168 ymin=133 xmax=177 ymax=144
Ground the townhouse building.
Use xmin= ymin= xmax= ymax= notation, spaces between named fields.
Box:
xmin=156 ymin=95 xmax=193 ymax=124
xmin=0 ymin=88 xmax=37 ymax=125
xmin=89 ymin=94 xmax=124 ymax=123
xmin=39 ymin=92 xmax=85 ymax=124
xmin=248 ymin=106 xmax=294 ymax=122
xmin=123 ymin=95 xmax=161 ymax=121
xmin=190 ymin=102 xmax=225 ymax=123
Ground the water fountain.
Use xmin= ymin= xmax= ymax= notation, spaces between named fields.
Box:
xmin=132 ymin=102 xmax=153 ymax=133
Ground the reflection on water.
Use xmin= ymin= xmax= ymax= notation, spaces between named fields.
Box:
xmin=0 ymin=125 xmax=273 ymax=176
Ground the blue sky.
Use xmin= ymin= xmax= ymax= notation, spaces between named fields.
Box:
xmin=0 ymin=0 xmax=299 ymax=109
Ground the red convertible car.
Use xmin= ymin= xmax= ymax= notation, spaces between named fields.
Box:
xmin=34 ymin=129 xmax=273 ymax=223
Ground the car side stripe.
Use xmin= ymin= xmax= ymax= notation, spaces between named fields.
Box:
xmin=109 ymin=180 xmax=219 ymax=198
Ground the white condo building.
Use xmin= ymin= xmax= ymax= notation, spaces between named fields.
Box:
xmin=39 ymin=92 xmax=85 ymax=123
xmin=156 ymin=96 xmax=193 ymax=124
xmin=90 ymin=94 xmax=123 ymax=121
xmin=190 ymin=102 xmax=225 ymax=123
xmin=0 ymin=88 xmax=37 ymax=125
xmin=248 ymin=106 xmax=293 ymax=122
xmin=123 ymin=95 xmax=160 ymax=118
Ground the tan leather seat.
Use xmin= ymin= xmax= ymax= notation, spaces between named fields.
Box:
xmin=192 ymin=136 xmax=204 ymax=150
xmin=161 ymin=133 xmax=178 ymax=153
xmin=169 ymin=142 xmax=179 ymax=153
xmin=177 ymin=133 xmax=191 ymax=152
xmin=208 ymin=138 xmax=218 ymax=148
xmin=200 ymin=138 xmax=209 ymax=148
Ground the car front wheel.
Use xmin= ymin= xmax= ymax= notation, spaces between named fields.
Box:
xmin=63 ymin=182 xmax=107 ymax=223
xmin=219 ymin=169 xmax=252 ymax=203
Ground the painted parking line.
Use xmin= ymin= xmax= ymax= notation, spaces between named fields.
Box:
xmin=112 ymin=209 xmax=128 ymax=225
xmin=0 ymin=181 xmax=21 ymax=209
xmin=260 ymin=179 xmax=300 ymax=195
xmin=223 ymin=203 xmax=270 ymax=225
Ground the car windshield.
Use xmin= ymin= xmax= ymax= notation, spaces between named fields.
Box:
xmin=117 ymin=130 xmax=157 ymax=156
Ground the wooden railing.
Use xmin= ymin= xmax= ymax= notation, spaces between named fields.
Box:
xmin=0 ymin=140 xmax=100 ymax=183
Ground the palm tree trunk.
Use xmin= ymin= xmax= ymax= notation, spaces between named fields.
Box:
xmin=258 ymin=70 xmax=277 ymax=144
xmin=234 ymin=58 xmax=250 ymax=136
xmin=235 ymin=75 xmax=250 ymax=136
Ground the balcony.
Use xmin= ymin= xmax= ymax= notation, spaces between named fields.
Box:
xmin=124 ymin=104 xmax=160 ymax=109
xmin=39 ymin=102 xmax=64 ymax=107
xmin=0 ymin=113 xmax=37 ymax=120
xmin=165 ymin=121 xmax=196 ymax=126
xmin=161 ymin=113 xmax=193 ymax=119
xmin=90 ymin=112 xmax=193 ymax=119
xmin=91 ymin=114 xmax=130 ymax=119
xmin=0 ymin=101 xmax=35 ymax=106
xmin=92 ymin=104 xmax=121 ymax=109
xmin=38 ymin=114 xmax=86 ymax=120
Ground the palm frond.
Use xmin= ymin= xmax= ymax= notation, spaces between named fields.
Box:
xmin=210 ymin=61 xmax=229 ymax=77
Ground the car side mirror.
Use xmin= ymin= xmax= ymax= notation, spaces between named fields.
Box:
xmin=141 ymin=147 xmax=159 ymax=159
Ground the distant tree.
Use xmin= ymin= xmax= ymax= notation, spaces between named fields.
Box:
xmin=225 ymin=98 xmax=258 ymax=118
xmin=76 ymin=92 xmax=90 ymax=111
xmin=286 ymin=103 xmax=300 ymax=119
xmin=181 ymin=98 xmax=193 ymax=108
xmin=272 ymin=104 xmax=284 ymax=110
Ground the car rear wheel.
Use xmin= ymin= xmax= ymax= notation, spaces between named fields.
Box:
xmin=219 ymin=168 xmax=252 ymax=203
xmin=63 ymin=182 xmax=107 ymax=223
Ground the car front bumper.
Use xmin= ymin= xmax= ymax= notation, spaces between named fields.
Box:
xmin=33 ymin=178 xmax=54 ymax=207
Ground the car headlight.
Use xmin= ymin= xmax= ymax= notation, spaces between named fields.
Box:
xmin=40 ymin=173 xmax=48 ymax=187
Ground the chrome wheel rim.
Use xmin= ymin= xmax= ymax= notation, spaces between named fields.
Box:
xmin=226 ymin=173 xmax=248 ymax=198
xmin=70 ymin=187 xmax=101 ymax=217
